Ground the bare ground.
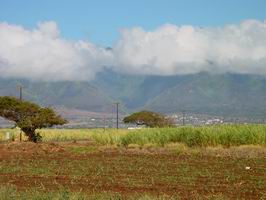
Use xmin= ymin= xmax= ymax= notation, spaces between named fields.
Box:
xmin=0 ymin=141 xmax=265 ymax=199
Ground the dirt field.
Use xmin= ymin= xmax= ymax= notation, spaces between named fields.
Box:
xmin=0 ymin=141 xmax=265 ymax=199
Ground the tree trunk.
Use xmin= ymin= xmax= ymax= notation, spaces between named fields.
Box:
xmin=21 ymin=128 xmax=37 ymax=143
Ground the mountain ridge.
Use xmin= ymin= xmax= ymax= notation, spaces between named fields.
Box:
xmin=1 ymin=70 xmax=266 ymax=119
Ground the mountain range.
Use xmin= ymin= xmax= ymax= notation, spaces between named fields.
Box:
xmin=1 ymin=69 xmax=266 ymax=119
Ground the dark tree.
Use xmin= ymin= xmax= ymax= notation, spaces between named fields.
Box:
xmin=0 ymin=96 xmax=67 ymax=142
xmin=123 ymin=110 xmax=174 ymax=128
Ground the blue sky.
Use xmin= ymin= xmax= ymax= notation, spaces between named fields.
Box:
xmin=0 ymin=0 xmax=265 ymax=46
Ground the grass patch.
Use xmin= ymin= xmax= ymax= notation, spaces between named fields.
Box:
xmin=68 ymin=146 xmax=99 ymax=154
xmin=0 ymin=185 xmax=184 ymax=200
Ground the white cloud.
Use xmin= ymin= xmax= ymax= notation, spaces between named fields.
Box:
xmin=113 ymin=20 xmax=266 ymax=75
xmin=0 ymin=21 xmax=112 ymax=81
xmin=0 ymin=20 xmax=266 ymax=81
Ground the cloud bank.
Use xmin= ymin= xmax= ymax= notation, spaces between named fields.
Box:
xmin=113 ymin=20 xmax=266 ymax=75
xmin=0 ymin=21 xmax=112 ymax=81
xmin=0 ymin=20 xmax=266 ymax=81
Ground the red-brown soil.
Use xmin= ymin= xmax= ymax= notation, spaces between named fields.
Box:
xmin=0 ymin=141 xmax=265 ymax=199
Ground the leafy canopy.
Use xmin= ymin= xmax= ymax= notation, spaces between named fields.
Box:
xmin=0 ymin=96 xmax=67 ymax=142
xmin=123 ymin=110 xmax=174 ymax=128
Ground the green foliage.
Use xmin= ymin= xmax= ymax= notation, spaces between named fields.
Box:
xmin=123 ymin=111 xmax=174 ymax=127
xmin=0 ymin=96 xmax=67 ymax=142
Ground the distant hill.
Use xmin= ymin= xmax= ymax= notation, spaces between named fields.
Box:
xmin=1 ymin=70 xmax=266 ymax=119
xmin=93 ymin=70 xmax=266 ymax=119
xmin=143 ymin=73 xmax=266 ymax=118
xmin=0 ymin=78 xmax=113 ymax=112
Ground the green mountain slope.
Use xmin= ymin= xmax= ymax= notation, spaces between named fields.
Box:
xmin=144 ymin=73 xmax=266 ymax=118
xmin=1 ymin=71 xmax=266 ymax=118
xmin=93 ymin=71 xmax=266 ymax=118
xmin=0 ymin=78 xmax=113 ymax=112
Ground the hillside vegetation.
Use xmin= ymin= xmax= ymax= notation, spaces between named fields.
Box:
xmin=2 ymin=71 xmax=266 ymax=118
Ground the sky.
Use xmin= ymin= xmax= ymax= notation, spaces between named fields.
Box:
xmin=1 ymin=0 xmax=266 ymax=46
xmin=0 ymin=0 xmax=266 ymax=81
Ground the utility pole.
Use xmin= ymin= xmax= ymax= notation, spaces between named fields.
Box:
xmin=17 ymin=84 xmax=23 ymax=141
xmin=17 ymin=84 xmax=23 ymax=101
xmin=103 ymin=114 xmax=106 ymax=132
xmin=115 ymin=102 xmax=119 ymax=129
xmin=182 ymin=110 xmax=186 ymax=126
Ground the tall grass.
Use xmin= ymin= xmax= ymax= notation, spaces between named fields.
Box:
xmin=119 ymin=125 xmax=266 ymax=147
xmin=39 ymin=129 xmax=128 ymax=143
xmin=1 ymin=124 xmax=266 ymax=147
xmin=0 ymin=129 xmax=18 ymax=141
